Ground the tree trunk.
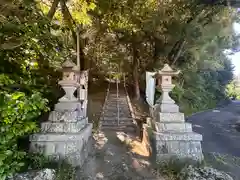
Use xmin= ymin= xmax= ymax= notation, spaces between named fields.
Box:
xmin=132 ymin=42 xmax=140 ymax=100
xmin=59 ymin=0 xmax=85 ymax=69
xmin=47 ymin=0 xmax=60 ymax=19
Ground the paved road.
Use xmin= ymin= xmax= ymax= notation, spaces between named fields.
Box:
xmin=187 ymin=101 xmax=240 ymax=179
xmin=187 ymin=101 xmax=240 ymax=156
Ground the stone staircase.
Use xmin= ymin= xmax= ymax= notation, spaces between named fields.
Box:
xmin=100 ymin=83 xmax=136 ymax=131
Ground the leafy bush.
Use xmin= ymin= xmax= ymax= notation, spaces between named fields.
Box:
xmin=26 ymin=153 xmax=76 ymax=180
xmin=226 ymin=81 xmax=240 ymax=99
xmin=0 ymin=92 xmax=48 ymax=180
xmin=154 ymin=157 xmax=205 ymax=180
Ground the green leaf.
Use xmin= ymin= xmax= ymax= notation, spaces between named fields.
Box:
xmin=12 ymin=93 xmax=25 ymax=100
xmin=5 ymin=150 xmax=13 ymax=156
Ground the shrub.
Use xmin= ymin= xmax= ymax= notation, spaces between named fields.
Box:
xmin=0 ymin=91 xmax=48 ymax=180
xmin=26 ymin=153 xmax=76 ymax=180
xmin=226 ymin=81 xmax=240 ymax=99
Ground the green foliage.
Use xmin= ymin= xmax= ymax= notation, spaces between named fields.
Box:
xmin=0 ymin=0 xmax=71 ymax=103
xmin=154 ymin=157 xmax=205 ymax=180
xmin=85 ymin=0 xmax=237 ymax=113
xmin=173 ymin=57 xmax=234 ymax=115
xmin=0 ymin=0 xmax=70 ymax=178
xmin=25 ymin=153 xmax=76 ymax=180
xmin=37 ymin=0 xmax=96 ymax=25
xmin=226 ymin=81 xmax=240 ymax=99
xmin=0 ymin=92 xmax=48 ymax=180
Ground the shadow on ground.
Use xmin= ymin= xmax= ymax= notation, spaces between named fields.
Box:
xmin=77 ymin=130 xmax=165 ymax=180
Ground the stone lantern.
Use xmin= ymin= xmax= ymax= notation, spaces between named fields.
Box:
xmin=30 ymin=59 xmax=92 ymax=167
xmin=152 ymin=64 xmax=203 ymax=162
xmin=154 ymin=64 xmax=180 ymax=113
xmin=58 ymin=60 xmax=79 ymax=102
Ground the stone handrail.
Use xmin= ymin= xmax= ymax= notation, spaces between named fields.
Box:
xmin=99 ymin=82 xmax=110 ymax=130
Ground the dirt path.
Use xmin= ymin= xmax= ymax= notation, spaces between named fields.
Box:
xmin=77 ymin=130 xmax=165 ymax=180
xmin=81 ymin=82 xmax=164 ymax=180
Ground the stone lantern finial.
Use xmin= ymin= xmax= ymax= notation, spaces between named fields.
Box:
xmin=154 ymin=64 xmax=180 ymax=113
xmin=161 ymin=64 xmax=173 ymax=72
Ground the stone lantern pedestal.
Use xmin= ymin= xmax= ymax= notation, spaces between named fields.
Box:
xmin=30 ymin=60 xmax=92 ymax=167
xmin=153 ymin=64 xmax=203 ymax=162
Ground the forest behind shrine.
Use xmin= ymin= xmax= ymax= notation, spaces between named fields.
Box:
xmin=0 ymin=0 xmax=240 ymax=179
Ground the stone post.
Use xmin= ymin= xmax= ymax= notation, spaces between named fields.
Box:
xmin=79 ymin=70 xmax=89 ymax=118
xmin=153 ymin=64 xmax=203 ymax=162
xmin=30 ymin=59 xmax=92 ymax=167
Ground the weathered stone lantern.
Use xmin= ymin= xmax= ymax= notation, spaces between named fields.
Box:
xmin=152 ymin=64 xmax=203 ymax=162
xmin=58 ymin=60 xmax=79 ymax=102
xmin=30 ymin=59 xmax=92 ymax=167
xmin=154 ymin=64 xmax=180 ymax=112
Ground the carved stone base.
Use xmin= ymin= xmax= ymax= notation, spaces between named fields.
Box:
xmin=154 ymin=131 xmax=203 ymax=162
xmin=155 ymin=122 xmax=192 ymax=132
xmin=41 ymin=119 xmax=87 ymax=133
xmin=153 ymin=109 xmax=203 ymax=162
xmin=158 ymin=112 xmax=185 ymax=122
xmin=155 ymin=103 xmax=179 ymax=113
xmin=48 ymin=110 xmax=87 ymax=123
xmin=30 ymin=123 xmax=93 ymax=167
xmin=54 ymin=102 xmax=82 ymax=111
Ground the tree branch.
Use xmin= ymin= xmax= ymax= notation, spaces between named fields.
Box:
xmin=47 ymin=0 xmax=60 ymax=19
xmin=171 ymin=40 xmax=186 ymax=66
xmin=168 ymin=5 xmax=221 ymax=65
xmin=60 ymin=0 xmax=86 ymax=69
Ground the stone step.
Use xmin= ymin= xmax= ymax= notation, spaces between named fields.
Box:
xmin=105 ymin=103 xmax=128 ymax=107
xmin=105 ymin=106 xmax=129 ymax=110
xmin=104 ymin=111 xmax=130 ymax=115
xmin=103 ymin=110 xmax=131 ymax=115
xmin=107 ymin=102 xmax=127 ymax=105
xmin=102 ymin=117 xmax=133 ymax=121
xmin=107 ymin=94 xmax=127 ymax=97
xmin=108 ymin=96 xmax=126 ymax=98
xmin=105 ymin=103 xmax=129 ymax=107
xmin=101 ymin=125 xmax=136 ymax=132
xmin=155 ymin=122 xmax=192 ymax=132
xmin=103 ymin=117 xmax=132 ymax=120
xmin=105 ymin=110 xmax=129 ymax=114
xmin=108 ymin=95 xmax=127 ymax=97
xmin=106 ymin=100 xmax=128 ymax=103
xmin=103 ymin=113 xmax=131 ymax=118
xmin=104 ymin=106 xmax=130 ymax=111
xmin=101 ymin=120 xmax=134 ymax=126
xmin=108 ymin=94 xmax=126 ymax=96
xmin=103 ymin=111 xmax=132 ymax=117
xmin=108 ymin=102 xmax=127 ymax=105
xmin=107 ymin=97 xmax=127 ymax=100
xmin=105 ymin=102 xmax=128 ymax=105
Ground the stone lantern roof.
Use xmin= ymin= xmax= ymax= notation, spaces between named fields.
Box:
xmin=62 ymin=59 xmax=76 ymax=68
xmin=155 ymin=64 xmax=180 ymax=77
